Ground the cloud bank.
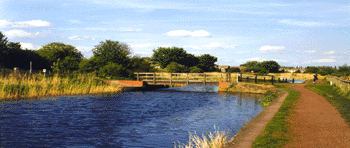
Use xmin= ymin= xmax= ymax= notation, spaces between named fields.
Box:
xmin=0 ymin=20 xmax=52 ymax=28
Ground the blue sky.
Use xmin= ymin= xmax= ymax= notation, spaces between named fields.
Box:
xmin=1 ymin=0 xmax=349 ymax=67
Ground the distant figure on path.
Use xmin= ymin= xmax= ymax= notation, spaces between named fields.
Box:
xmin=313 ymin=73 xmax=318 ymax=84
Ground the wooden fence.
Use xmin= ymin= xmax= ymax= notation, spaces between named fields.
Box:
xmin=327 ymin=76 xmax=350 ymax=93
xmin=134 ymin=72 xmax=295 ymax=85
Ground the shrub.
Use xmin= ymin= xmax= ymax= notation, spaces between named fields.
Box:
xmin=189 ymin=66 xmax=203 ymax=73
xmin=166 ymin=62 xmax=187 ymax=73
xmin=294 ymin=69 xmax=301 ymax=73
xmin=317 ymin=70 xmax=328 ymax=76
xmin=227 ymin=67 xmax=241 ymax=73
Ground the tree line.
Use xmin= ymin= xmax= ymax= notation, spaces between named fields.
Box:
xmin=0 ymin=31 xmax=220 ymax=79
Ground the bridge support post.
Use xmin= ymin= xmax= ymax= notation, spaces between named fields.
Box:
xmin=203 ymin=74 xmax=206 ymax=85
xmin=187 ymin=73 xmax=189 ymax=85
xmin=170 ymin=73 xmax=172 ymax=85
xmin=153 ymin=72 xmax=156 ymax=84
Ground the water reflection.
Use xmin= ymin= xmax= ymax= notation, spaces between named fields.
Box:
xmin=0 ymin=87 xmax=263 ymax=147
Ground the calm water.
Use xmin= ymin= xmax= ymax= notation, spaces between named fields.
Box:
xmin=0 ymin=85 xmax=263 ymax=147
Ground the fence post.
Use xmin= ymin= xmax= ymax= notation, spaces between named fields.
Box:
xmin=153 ymin=72 xmax=156 ymax=84
xmin=292 ymin=78 xmax=294 ymax=83
xmin=240 ymin=73 xmax=242 ymax=82
xmin=255 ymin=74 xmax=257 ymax=84
xmin=247 ymin=76 xmax=249 ymax=82
xmin=237 ymin=72 xmax=239 ymax=83
xmin=272 ymin=76 xmax=274 ymax=85
xmin=278 ymin=78 xmax=280 ymax=83
xmin=264 ymin=77 xmax=266 ymax=82
xmin=285 ymin=78 xmax=287 ymax=83
xmin=137 ymin=72 xmax=139 ymax=81
xmin=204 ymin=74 xmax=206 ymax=85
xmin=170 ymin=73 xmax=172 ymax=85
xmin=187 ymin=73 xmax=189 ymax=85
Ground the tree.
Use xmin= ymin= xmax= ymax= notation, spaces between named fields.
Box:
xmin=259 ymin=61 xmax=280 ymax=73
xmin=36 ymin=42 xmax=83 ymax=73
xmin=196 ymin=54 xmax=218 ymax=72
xmin=305 ymin=66 xmax=319 ymax=73
xmin=241 ymin=61 xmax=260 ymax=72
xmin=189 ymin=66 xmax=203 ymax=73
xmin=92 ymin=40 xmax=132 ymax=67
xmin=151 ymin=47 xmax=198 ymax=68
xmin=0 ymin=32 xmax=9 ymax=68
xmin=227 ymin=67 xmax=241 ymax=73
xmin=166 ymin=62 xmax=187 ymax=73
xmin=131 ymin=56 xmax=157 ymax=72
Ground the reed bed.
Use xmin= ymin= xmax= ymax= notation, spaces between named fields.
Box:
xmin=0 ymin=72 xmax=122 ymax=100
xmin=175 ymin=126 xmax=229 ymax=148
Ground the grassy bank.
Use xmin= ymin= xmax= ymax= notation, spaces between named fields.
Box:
xmin=305 ymin=78 xmax=350 ymax=126
xmin=0 ymin=72 xmax=122 ymax=100
xmin=252 ymin=86 xmax=300 ymax=148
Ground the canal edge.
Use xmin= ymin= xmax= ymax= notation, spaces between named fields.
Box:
xmin=226 ymin=89 xmax=289 ymax=148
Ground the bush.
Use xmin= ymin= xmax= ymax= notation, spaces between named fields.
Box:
xmin=227 ymin=67 xmax=241 ymax=73
xmin=166 ymin=62 xmax=187 ymax=73
xmin=97 ymin=62 xmax=128 ymax=77
xmin=189 ymin=66 xmax=203 ymax=73
xmin=305 ymin=66 xmax=319 ymax=73
xmin=317 ymin=70 xmax=328 ymax=76
xmin=294 ymin=69 xmax=301 ymax=73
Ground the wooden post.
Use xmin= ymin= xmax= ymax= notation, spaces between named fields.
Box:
xmin=137 ymin=72 xmax=139 ymax=81
xmin=204 ymin=74 xmax=206 ymax=85
xmin=247 ymin=76 xmax=249 ymax=82
xmin=272 ymin=76 xmax=274 ymax=85
xmin=170 ymin=73 xmax=172 ymax=85
xmin=285 ymin=78 xmax=288 ymax=83
xmin=292 ymin=78 xmax=294 ymax=83
xmin=240 ymin=73 xmax=243 ymax=82
xmin=264 ymin=77 xmax=266 ymax=82
xmin=278 ymin=78 xmax=280 ymax=83
xmin=153 ymin=72 xmax=156 ymax=84
xmin=255 ymin=74 xmax=258 ymax=84
xmin=187 ymin=73 xmax=189 ymax=85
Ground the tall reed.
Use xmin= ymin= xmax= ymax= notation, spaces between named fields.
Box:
xmin=175 ymin=126 xmax=229 ymax=148
xmin=0 ymin=72 xmax=122 ymax=100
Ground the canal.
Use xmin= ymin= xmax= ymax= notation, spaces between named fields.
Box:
xmin=0 ymin=85 xmax=264 ymax=147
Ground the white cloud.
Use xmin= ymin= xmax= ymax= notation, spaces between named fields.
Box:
xmin=5 ymin=29 xmax=49 ymax=39
xmin=166 ymin=30 xmax=211 ymax=37
xmin=76 ymin=46 xmax=93 ymax=52
xmin=278 ymin=19 xmax=335 ymax=27
xmin=5 ymin=29 xmax=33 ymax=38
xmin=303 ymin=50 xmax=316 ymax=53
xmin=203 ymin=42 xmax=221 ymax=48
xmin=312 ymin=58 xmax=336 ymax=63
xmin=130 ymin=43 xmax=152 ymax=48
xmin=68 ymin=36 xmax=96 ymax=41
xmin=259 ymin=45 xmax=285 ymax=52
xmin=324 ymin=51 xmax=335 ymax=54
xmin=19 ymin=42 xmax=42 ymax=50
xmin=0 ymin=20 xmax=52 ymax=28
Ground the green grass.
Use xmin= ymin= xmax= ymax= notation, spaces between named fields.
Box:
xmin=252 ymin=86 xmax=300 ymax=148
xmin=257 ymin=90 xmax=280 ymax=108
xmin=305 ymin=78 xmax=350 ymax=126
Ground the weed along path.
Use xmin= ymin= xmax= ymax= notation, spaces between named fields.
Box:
xmin=284 ymin=82 xmax=350 ymax=147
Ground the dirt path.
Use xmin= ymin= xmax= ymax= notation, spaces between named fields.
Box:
xmin=226 ymin=90 xmax=289 ymax=148
xmin=284 ymin=81 xmax=350 ymax=147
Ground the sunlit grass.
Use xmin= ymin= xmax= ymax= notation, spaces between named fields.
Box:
xmin=175 ymin=126 xmax=229 ymax=148
xmin=0 ymin=72 xmax=122 ymax=100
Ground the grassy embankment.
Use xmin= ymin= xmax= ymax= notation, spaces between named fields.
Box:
xmin=305 ymin=78 xmax=350 ymax=126
xmin=0 ymin=72 xmax=122 ymax=100
xmin=251 ymin=86 xmax=300 ymax=148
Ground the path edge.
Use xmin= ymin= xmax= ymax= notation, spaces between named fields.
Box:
xmin=226 ymin=89 xmax=289 ymax=148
